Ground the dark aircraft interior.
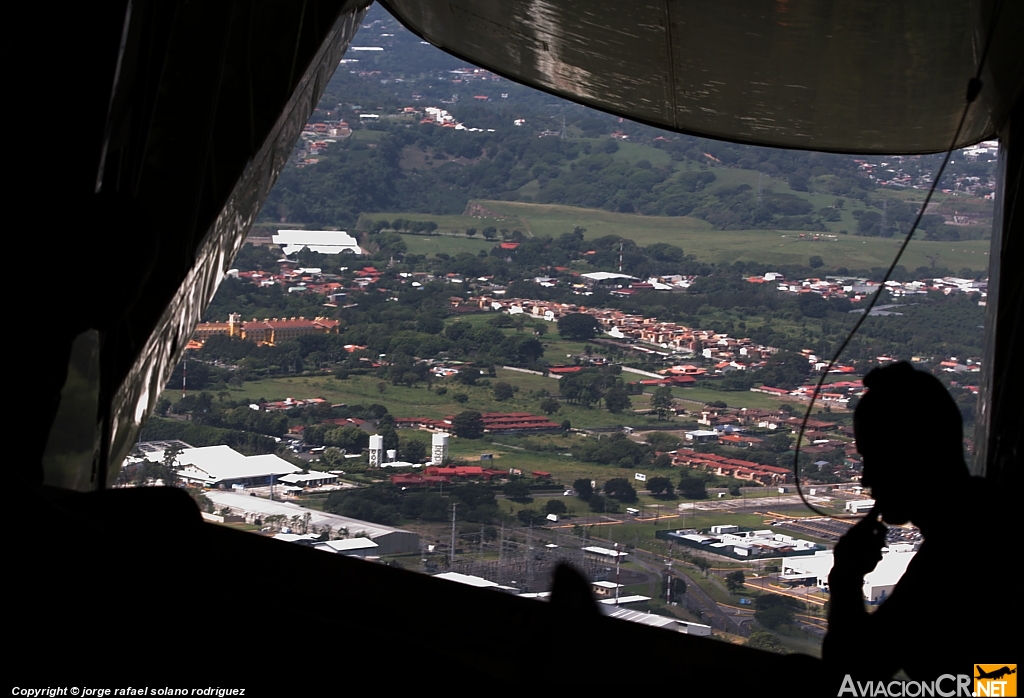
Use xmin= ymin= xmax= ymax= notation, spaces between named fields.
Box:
xmin=14 ymin=0 xmax=1021 ymax=690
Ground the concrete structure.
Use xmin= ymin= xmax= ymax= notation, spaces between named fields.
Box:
xmin=145 ymin=445 xmax=301 ymax=489
xmin=204 ymin=491 xmax=419 ymax=554
xmin=272 ymin=229 xmax=362 ymax=256
xmin=781 ymin=546 xmax=917 ymax=604
xmin=431 ymin=432 xmax=449 ymax=465
xmin=592 ymin=580 xmax=624 ymax=597
xmin=368 ymin=434 xmax=384 ymax=468
xmin=604 ymin=607 xmax=712 ymax=636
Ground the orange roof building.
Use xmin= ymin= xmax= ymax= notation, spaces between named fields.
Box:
xmin=192 ymin=312 xmax=339 ymax=346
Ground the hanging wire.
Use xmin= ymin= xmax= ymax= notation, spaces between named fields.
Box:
xmin=793 ymin=1 xmax=1005 ymax=518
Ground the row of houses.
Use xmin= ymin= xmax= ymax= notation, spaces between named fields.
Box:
xmin=672 ymin=448 xmax=793 ymax=486
xmin=393 ymin=412 xmax=563 ymax=435
xmin=747 ymin=272 xmax=988 ymax=302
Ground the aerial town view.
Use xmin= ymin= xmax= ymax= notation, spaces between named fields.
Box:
xmin=87 ymin=2 xmax=999 ymax=670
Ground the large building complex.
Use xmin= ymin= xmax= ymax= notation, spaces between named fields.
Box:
xmin=781 ymin=546 xmax=917 ymax=604
xmin=658 ymin=526 xmax=821 ymax=560
xmin=192 ymin=312 xmax=340 ymax=346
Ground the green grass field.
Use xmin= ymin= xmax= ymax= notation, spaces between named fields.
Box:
xmin=362 ymin=199 xmax=990 ymax=271
xmin=176 ymin=367 xmax=668 ymax=431
xmin=354 ymin=210 xmax=528 ymax=236
xmin=669 ymin=386 xmax=832 ymax=412
xmin=398 ymin=233 xmax=494 ymax=256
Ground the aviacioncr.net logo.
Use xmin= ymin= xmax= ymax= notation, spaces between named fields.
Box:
xmin=974 ymin=664 xmax=1017 ymax=697
xmin=838 ymin=674 xmax=972 ymax=697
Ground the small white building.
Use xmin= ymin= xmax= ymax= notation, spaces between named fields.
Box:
xmin=592 ymin=580 xmax=624 ymax=597
xmin=314 ymin=537 xmax=379 ymax=558
xmin=684 ymin=430 xmax=719 ymax=443
xmin=845 ymin=499 xmax=876 ymax=514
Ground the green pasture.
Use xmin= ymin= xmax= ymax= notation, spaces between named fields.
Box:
xmin=398 ymin=233 xmax=494 ymax=256
xmin=367 ymin=199 xmax=992 ymax=271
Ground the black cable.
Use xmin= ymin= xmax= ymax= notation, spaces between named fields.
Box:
xmin=792 ymin=2 xmax=1005 ymax=517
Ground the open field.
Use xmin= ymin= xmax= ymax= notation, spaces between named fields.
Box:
xmin=354 ymin=210 xmax=528 ymax=235
xmin=669 ymin=386 xmax=838 ymax=412
xmin=166 ymin=368 xmax=672 ymax=431
xmin=360 ymin=199 xmax=990 ymax=271
xmin=398 ymin=233 xmax=494 ymax=256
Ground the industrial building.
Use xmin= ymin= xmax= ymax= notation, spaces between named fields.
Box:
xmin=603 ymin=608 xmax=712 ymax=636
xmin=433 ymin=571 xmax=520 ymax=593
xmin=205 ymin=491 xmax=419 ymax=554
xmin=845 ymin=499 xmax=876 ymax=514
xmin=130 ymin=444 xmax=302 ymax=489
xmin=657 ymin=527 xmax=821 ymax=560
xmin=582 ymin=545 xmax=629 ymax=560
xmin=272 ymin=229 xmax=362 ymax=256
xmin=315 ymin=537 xmax=379 ymax=558
xmin=780 ymin=546 xmax=917 ymax=604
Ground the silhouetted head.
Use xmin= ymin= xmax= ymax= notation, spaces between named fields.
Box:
xmin=854 ymin=362 xmax=967 ymax=526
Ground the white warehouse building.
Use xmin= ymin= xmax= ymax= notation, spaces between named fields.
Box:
xmin=272 ymin=229 xmax=362 ymax=256
xmin=134 ymin=444 xmax=301 ymax=489
xmin=781 ymin=545 xmax=917 ymax=604
xmin=603 ymin=607 xmax=712 ymax=636
xmin=205 ymin=491 xmax=419 ymax=554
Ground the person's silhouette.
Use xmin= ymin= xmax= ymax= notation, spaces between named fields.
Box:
xmin=823 ymin=361 xmax=1009 ymax=681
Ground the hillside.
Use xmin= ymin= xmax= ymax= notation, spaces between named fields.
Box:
xmin=257 ymin=3 xmax=996 ymax=266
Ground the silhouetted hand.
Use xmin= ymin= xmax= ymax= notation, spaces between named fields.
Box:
xmin=832 ymin=509 xmax=886 ymax=580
